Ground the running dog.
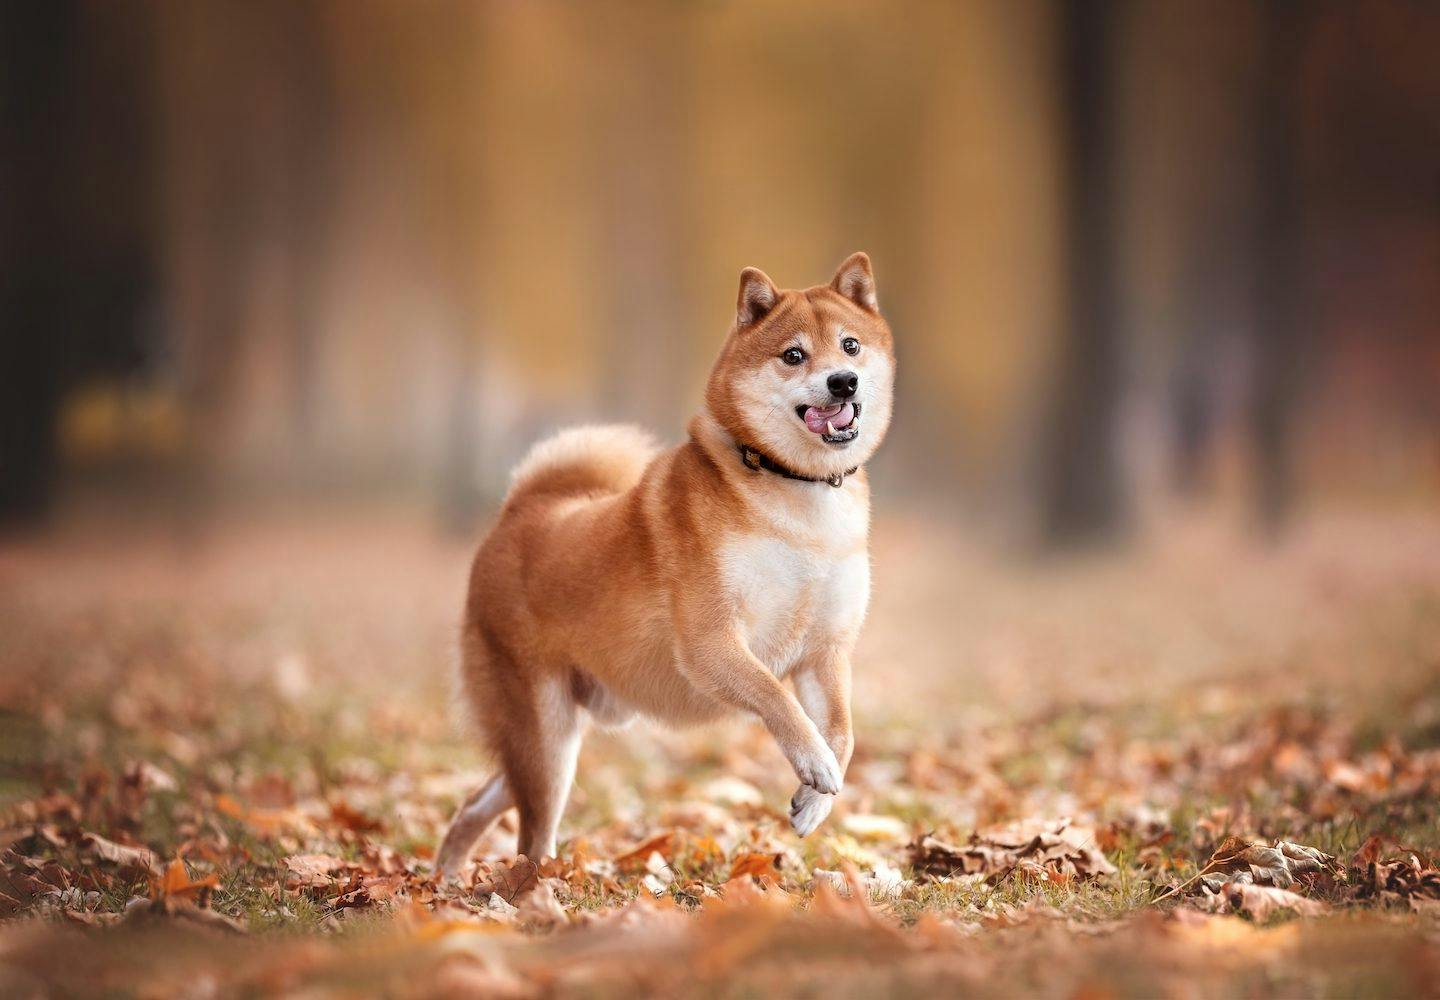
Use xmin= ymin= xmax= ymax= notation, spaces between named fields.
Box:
xmin=435 ymin=253 xmax=895 ymax=877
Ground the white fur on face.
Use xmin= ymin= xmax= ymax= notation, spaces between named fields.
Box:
xmin=732 ymin=334 xmax=895 ymax=480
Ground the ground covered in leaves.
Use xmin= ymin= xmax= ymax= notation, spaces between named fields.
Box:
xmin=3 ymin=506 xmax=1440 ymax=997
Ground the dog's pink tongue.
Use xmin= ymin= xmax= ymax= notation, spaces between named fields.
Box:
xmin=803 ymin=402 xmax=853 ymax=434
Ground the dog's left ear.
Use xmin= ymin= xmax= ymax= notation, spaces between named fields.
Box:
xmin=830 ymin=252 xmax=878 ymax=312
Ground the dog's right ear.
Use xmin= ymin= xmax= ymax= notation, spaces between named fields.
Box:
xmin=736 ymin=267 xmax=779 ymax=327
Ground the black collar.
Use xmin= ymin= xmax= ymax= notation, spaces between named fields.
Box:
xmin=737 ymin=444 xmax=858 ymax=488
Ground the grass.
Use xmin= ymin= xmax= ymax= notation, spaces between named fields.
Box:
xmin=2 ymin=506 xmax=1440 ymax=996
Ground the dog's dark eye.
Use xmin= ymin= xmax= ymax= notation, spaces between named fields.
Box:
xmin=781 ymin=347 xmax=806 ymax=366
xmin=842 ymin=336 xmax=861 ymax=356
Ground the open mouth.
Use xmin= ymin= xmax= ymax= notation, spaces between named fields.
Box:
xmin=795 ymin=401 xmax=862 ymax=445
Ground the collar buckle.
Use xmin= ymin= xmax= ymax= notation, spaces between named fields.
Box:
xmin=736 ymin=442 xmax=857 ymax=488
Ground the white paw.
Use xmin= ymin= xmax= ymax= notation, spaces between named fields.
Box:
xmin=789 ymin=784 xmax=835 ymax=837
xmin=788 ymin=740 xmax=842 ymax=796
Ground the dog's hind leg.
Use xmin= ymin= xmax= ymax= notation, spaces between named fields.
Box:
xmin=571 ymin=667 xmax=636 ymax=730
xmin=502 ymin=673 xmax=583 ymax=862
xmin=433 ymin=771 xmax=514 ymax=880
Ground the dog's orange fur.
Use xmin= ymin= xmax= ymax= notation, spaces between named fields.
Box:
xmin=435 ymin=253 xmax=895 ymax=876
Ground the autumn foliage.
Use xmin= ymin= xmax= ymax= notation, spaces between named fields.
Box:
xmin=2 ymin=510 xmax=1439 ymax=996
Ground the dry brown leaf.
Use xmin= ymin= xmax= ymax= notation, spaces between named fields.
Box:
xmin=474 ymin=857 xmax=538 ymax=904
xmin=332 ymin=874 xmax=373 ymax=910
xmin=328 ymin=800 xmax=384 ymax=834
xmin=215 ymin=794 xmax=313 ymax=839
xmin=1224 ymin=882 xmax=1327 ymax=920
xmin=1195 ymin=839 xmax=1340 ymax=894
xmin=516 ymin=879 xmax=568 ymax=927
xmin=1354 ymin=850 xmax=1440 ymax=902
xmin=910 ymin=820 xmax=1115 ymax=884
xmin=283 ymin=853 xmax=355 ymax=890
xmin=1 ymin=852 xmax=66 ymax=907
xmin=807 ymin=862 xmax=897 ymax=934
xmin=125 ymin=896 xmax=245 ymax=933
xmin=361 ymin=873 xmax=407 ymax=904
xmin=727 ymin=851 xmax=781 ymax=881
xmin=614 ymin=831 xmax=676 ymax=869
xmin=77 ymin=832 xmax=161 ymax=876
xmin=710 ymin=871 xmax=790 ymax=913
xmin=1353 ymin=833 xmax=1388 ymax=867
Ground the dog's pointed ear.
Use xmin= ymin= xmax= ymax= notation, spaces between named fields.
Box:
xmin=736 ymin=267 xmax=779 ymax=327
xmin=830 ymin=252 xmax=878 ymax=312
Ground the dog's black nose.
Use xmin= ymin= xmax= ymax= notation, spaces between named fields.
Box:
xmin=827 ymin=370 xmax=859 ymax=399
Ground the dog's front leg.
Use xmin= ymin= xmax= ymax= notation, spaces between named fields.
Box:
xmin=676 ymin=630 xmax=842 ymax=795
xmin=788 ymin=647 xmax=853 ymax=836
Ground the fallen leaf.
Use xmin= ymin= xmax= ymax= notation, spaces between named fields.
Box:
xmin=474 ymin=857 xmax=538 ymax=904
xmin=283 ymin=853 xmax=356 ymax=890
xmin=614 ymin=831 xmax=676 ymax=869
xmin=1195 ymin=839 xmax=1341 ymax=894
xmin=152 ymin=858 xmax=220 ymax=902
xmin=125 ymin=896 xmax=245 ymax=933
xmin=727 ymin=851 xmax=781 ymax=881
xmin=1224 ymin=882 xmax=1327 ymax=920
xmin=909 ymin=820 xmax=1116 ymax=884
xmin=77 ymin=832 xmax=160 ymax=877
xmin=216 ymin=794 xmax=313 ymax=839
xmin=328 ymin=800 xmax=384 ymax=834
xmin=1354 ymin=850 xmax=1440 ymax=903
xmin=516 ymin=879 xmax=567 ymax=927
xmin=485 ymin=892 xmax=519 ymax=919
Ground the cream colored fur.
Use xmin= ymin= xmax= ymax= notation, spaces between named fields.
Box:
xmin=434 ymin=253 xmax=894 ymax=878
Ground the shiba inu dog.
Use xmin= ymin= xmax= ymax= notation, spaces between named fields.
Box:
xmin=434 ymin=253 xmax=895 ymax=878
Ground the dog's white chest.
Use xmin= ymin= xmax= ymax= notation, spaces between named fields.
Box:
xmin=717 ymin=494 xmax=870 ymax=675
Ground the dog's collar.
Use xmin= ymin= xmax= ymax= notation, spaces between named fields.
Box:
xmin=737 ymin=444 xmax=858 ymax=488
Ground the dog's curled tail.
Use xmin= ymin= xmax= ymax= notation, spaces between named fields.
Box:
xmin=505 ymin=424 xmax=659 ymax=505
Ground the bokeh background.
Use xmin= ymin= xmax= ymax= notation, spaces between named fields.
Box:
xmin=4 ymin=0 xmax=1438 ymax=540
xmin=3 ymin=5 xmax=1440 ymax=992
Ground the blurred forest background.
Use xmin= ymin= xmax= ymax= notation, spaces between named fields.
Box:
xmin=5 ymin=4 xmax=1440 ymax=993
xmin=4 ymin=0 xmax=1438 ymax=542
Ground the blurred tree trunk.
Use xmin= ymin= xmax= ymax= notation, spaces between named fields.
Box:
xmin=1 ymin=0 xmax=157 ymax=525
xmin=1169 ymin=248 xmax=1220 ymax=499
xmin=1170 ymin=210 xmax=1243 ymax=500
xmin=424 ymin=9 xmax=490 ymax=534
xmin=1250 ymin=0 xmax=1308 ymax=535
xmin=157 ymin=3 xmax=273 ymax=527
xmin=276 ymin=2 xmax=338 ymax=463
xmin=595 ymin=2 xmax=688 ymax=431
xmin=0 ymin=1 xmax=75 ymax=523
xmin=1041 ymin=0 xmax=1126 ymax=547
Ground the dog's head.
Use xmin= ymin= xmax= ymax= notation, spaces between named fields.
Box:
xmin=705 ymin=253 xmax=895 ymax=481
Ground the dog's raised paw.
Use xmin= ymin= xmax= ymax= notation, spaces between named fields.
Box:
xmin=788 ymin=741 xmax=843 ymax=795
xmin=789 ymin=784 xmax=835 ymax=837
